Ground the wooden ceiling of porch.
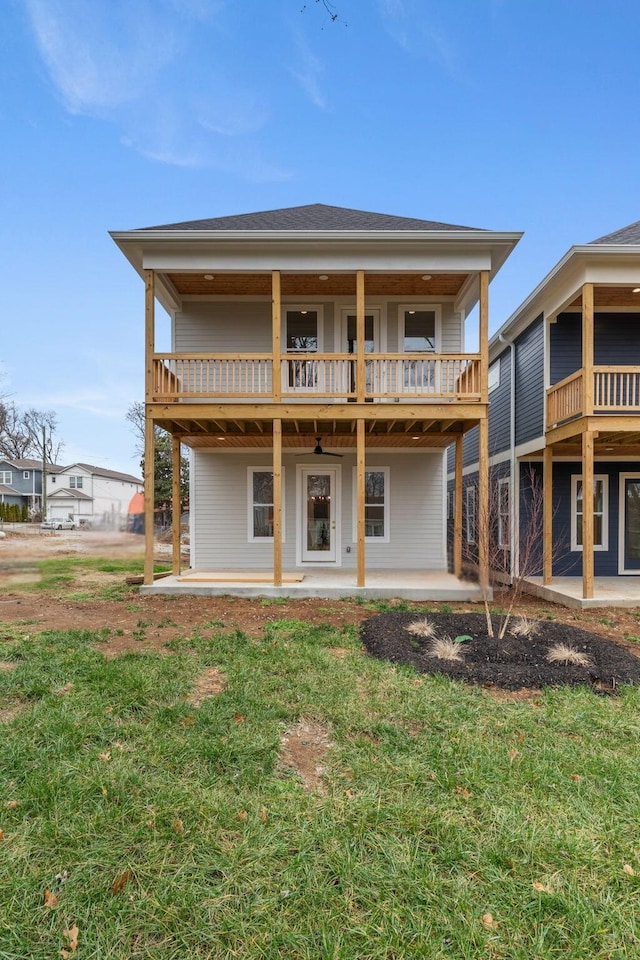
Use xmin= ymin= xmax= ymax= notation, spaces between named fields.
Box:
xmin=569 ymin=286 xmax=640 ymax=308
xmin=165 ymin=272 xmax=468 ymax=297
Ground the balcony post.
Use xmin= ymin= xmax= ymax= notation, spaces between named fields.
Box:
xmin=172 ymin=437 xmax=182 ymax=576
xmin=543 ymin=444 xmax=553 ymax=584
xmin=582 ymin=429 xmax=594 ymax=599
xmin=144 ymin=414 xmax=155 ymax=586
xmin=356 ymin=270 xmax=365 ymax=402
xmin=582 ymin=282 xmax=594 ymax=417
xmin=357 ymin=418 xmax=365 ymax=586
xmin=145 ymin=269 xmax=155 ymax=402
xmin=453 ymin=434 xmax=463 ymax=578
xmin=272 ymin=271 xmax=281 ymax=402
xmin=478 ymin=270 xmax=490 ymax=593
xmin=479 ymin=271 xmax=489 ymax=404
xmin=273 ymin=419 xmax=282 ymax=587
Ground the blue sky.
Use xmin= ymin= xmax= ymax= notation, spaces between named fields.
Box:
xmin=2 ymin=0 xmax=640 ymax=474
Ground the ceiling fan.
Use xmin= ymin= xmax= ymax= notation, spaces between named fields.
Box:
xmin=298 ymin=436 xmax=344 ymax=458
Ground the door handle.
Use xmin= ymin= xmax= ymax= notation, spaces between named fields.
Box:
xmin=331 ymin=521 xmax=336 ymax=530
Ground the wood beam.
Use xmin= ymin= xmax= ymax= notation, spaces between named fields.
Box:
xmin=583 ymin=283 xmax=594 ymax=417
xmin=272 ymin=271 xmax=281 ymax=403
xmin=172 ymin=437 xmax=181 ymax=576
xmin=582 ymin=430 xmax=594 ymax=599
xmin=543 ymin=444 xmax=553 ymax=584
xmin=273 ymin=420 xmax=282 ymax=587
xmin=357 ymin=418 xmax=365 ymax=587
xmin=356 ymin=270 xmax=366 ymax=403
xmin=144 ymin=415 xmax=155 ymax=586
xmin=144 ymin=270 xmax=155 ymax=403
xmin=479 ymin=270 xmax=489 ymax=405
xmin=148 ymin=401 xmax=488 ymax=422
xmin=454 ymin=435 xmax=463 ymax=578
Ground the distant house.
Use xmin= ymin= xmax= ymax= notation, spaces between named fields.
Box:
xmin=0 ymin=458 xmax=63 ymax=516
xmin=47 ymin=463 xmax=142 ymax=528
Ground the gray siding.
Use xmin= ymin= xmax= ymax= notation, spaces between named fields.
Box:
xmin=514 ymin=313 xmax=544 ymax=445
xmin=191 ymin=450 xmax=446 ymax=571
xmin=550 ymin=311 xmax=640 ymax=385
xmin=488 ymin=349 xmax=512 ymax=456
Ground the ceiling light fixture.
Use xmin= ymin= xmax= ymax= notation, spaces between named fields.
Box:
xmin=318 ymin=274 xmax=329 ymax=280
xmin=633 ymin=287 xmax=640 ymax=294
xmin=204 ymin=274 xmax=214 ymax=280
xmin=421 ymin=274 xmax=432 ymax=281
xmin=412 ymin=436 xmax=420 ymax=440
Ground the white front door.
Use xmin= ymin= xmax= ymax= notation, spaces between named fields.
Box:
xmin=300 ymin=467 xmax=338 ymax=562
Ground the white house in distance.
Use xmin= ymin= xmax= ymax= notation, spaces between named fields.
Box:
xmin=46 ymin=463 xmax=142 ymax=528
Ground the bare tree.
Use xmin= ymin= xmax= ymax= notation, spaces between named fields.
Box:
xmin=126 ymin=402 xmax=189 ymax=516
xmin=301 ymin=0 xmax=346 ymax=24
xmin=0 ymin=402 xmax=64 ymax=462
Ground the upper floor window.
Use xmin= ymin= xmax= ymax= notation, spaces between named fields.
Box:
xmin=401 ymin=307 xmax=438 ymax=352
xmin=571 ymin=475 xmax=608 ymax=551
xmin=70 ymin=476 xmax=83 ymax=489
xmin=23 ymin=471 xmax=30 ymax=479
xmin=286 ymin=309 xmax=321 ymax=352
xmin=0 ymin=471 xmax=12 ymax=485
xmin=488 ymin=360 xmax=501 ymax=392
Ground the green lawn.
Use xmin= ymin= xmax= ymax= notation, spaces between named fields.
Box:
xmin=1 ymin=614 xmax=640 ymax=958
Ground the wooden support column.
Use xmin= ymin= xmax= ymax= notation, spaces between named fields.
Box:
xmin=543 ymin=444 xmax=553 ymax=584
xmin=453 ymin=435 xmax=463 ymax=578
xmin=172 ymin=437 xmax=181 ymax=576
xmin=357 ymin=418 xmax=365 ymax=587
xmin=356 ymin=270 xmax=366 ymax=403
xmin=479 ymin=270 xmax=489 ymax=404
xmin=582 ymin=282 xmax=594 ymax=417
xmin=144 ymin=270 xmax=155 ymax=586
xmin=478 ymin=417 xmax=489 ymax=593
xmin=273 ymin=419 xmax=282 ymax=587
xmin=582 ymin=429 xmax=595 ymax=599
xmin=272 ymin=271 xmax=281 ymax=403
xmin=144 ymin=415 xmax=155 ymax=586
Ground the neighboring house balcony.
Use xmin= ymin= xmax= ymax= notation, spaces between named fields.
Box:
xmin=547 ymin=366 xmax=640 ymax=427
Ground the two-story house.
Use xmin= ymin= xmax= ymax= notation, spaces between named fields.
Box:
xmin=455 ymin=219 xmax=640 ymax=608
xmin=0 ymin=458 xmax=63 ymax=516
xmin=47 ymin=463 xmax=143 ymax=528
xmin=111 ymin=204 xmax=521 ymax=597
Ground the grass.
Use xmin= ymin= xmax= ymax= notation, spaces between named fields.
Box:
xmin=8 ymin=557 xmax=171 ymax=600
xmin=1 ymin=616 xmax=640 ymax=957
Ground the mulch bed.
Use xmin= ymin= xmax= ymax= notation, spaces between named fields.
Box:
xmin=361 ymin=613 xmax=640 ymax=693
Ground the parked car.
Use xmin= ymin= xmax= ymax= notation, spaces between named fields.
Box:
xmin=41 ymin=518 xmax=76 ymax=530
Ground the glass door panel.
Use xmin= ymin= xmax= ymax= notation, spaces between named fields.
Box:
xmin=301 ymin=469 xmax=336 ymax=561
xmin=624 ymin=478 xmax=640 ymax=570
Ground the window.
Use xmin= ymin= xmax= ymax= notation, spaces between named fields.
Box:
xmin=466 ymin=485 xmax=477 ymax=544
xmin=498 ymin=478 xmax=510 ymax=548
xmin=353 ymin=468 xmax=389 ymax=541
xmin=248 ymin=469 xmax=285 ymax=542
xmin=23 ymin=471 xmax=30 ymax=480
xmin=69 ymin=476 xmax=83 ymax=489
xmin=488 ymin=360 xmax=501 ymax=393
xmin=286 ymin=310 xmax=319 ymax=352
xmin=0 ymin=471 xmax=12 ymax=485
xmin=401 ymin=308 xmax=437 ymax=352
xmin=571 ymin=475 xmax=608 ymax=551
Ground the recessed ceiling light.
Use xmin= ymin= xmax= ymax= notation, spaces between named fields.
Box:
xmin=204 ymin=274 xmax=214 ymax=280
xmin=318 ymin=274 xmax=329 ymax=280
xmin=633 ymin=287 xmax=640 ymax=294
xmin=421 ymin=274 xmax=432 ymax=281
xmin=605 ymin=446 xmax=615 ymax=450
xmin=217 ymin=436 xmax=226 ymax=441
xmin=412 ymin=435 xmax=420 ymax=440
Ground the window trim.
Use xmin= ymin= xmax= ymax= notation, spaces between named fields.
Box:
xmin=247 ymin=467 xmax=285 ymax=543
xmin=488 ymin=359 xmax=501 ymax=393
xmin=571 ymin=474 xmax=608 ymax=552
xmin=399 ymin=304 xmax=441 ymax=354
xmin=69 ymin=476 xmax=84 ymax=489
xmin=465 ymin=485 xmax=477 ymax=544
xmin=23 ymin=471 xmax=30 ymax=480
xmin=498 ymin=477 xmax=510 ymax=548
xmin=0 ymin=471 xmax=12 ymax=485
xmin=351 ymin=466 xmax=390 ymax=543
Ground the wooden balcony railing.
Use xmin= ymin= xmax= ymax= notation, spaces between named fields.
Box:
xmin=151 ymin=353 xmax=482 ymax=403
xmin=547 ymin=366 xmax=640 ymax=427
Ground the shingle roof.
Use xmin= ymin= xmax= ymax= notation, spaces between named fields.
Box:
xmin=48 ymin=488 xmax=93 ymax=501
xmin=139 ymin=203 xmax=485 ymax=233
xmin=590 ymin=220 xmax=640 ymax=245
xmin=0 ymin=458 xmax=64 ymax=472
xmin=0 ymin=484 xmax=21 ymax=496
xmin=68 ymin=463 xmax=142 ymax=484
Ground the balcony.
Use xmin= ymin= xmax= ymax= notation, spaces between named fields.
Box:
xmin=547 ymin=366 xmax=640 ymax=428
xmin=151 ymin=353 xmax=482 ymax=404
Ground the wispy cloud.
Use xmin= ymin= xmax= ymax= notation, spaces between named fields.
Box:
xmin=22 ymin=0 xmax=289 ymax=178
xmin=376 ymin=0 xmax=458 ymax=75
xmin=289 ymin=29 xmax=329 ymax=110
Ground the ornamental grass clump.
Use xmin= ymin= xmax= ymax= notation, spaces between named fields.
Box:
xmin=546 ymin=643 xmax=593 ymax=668
xmin=510 ymin=617 xmax=538 ymax=639
xmin=405 ymin=618 xmax=437 ymax=640
xmin=427 ymin=636 xmax=466 ymax=662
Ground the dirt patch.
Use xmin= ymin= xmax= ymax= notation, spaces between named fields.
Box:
xmin=361 ymin=612 xmax=640 ymax=692
xmin=0 ymin=662 xmax=16 ymax=672
xmin=0 ymin=700 xmax=27 ymax=723
xmin=187 ymin=667 xmax=227 ymax=705
xmin=279 ymin=719 xmax=334 ymax=793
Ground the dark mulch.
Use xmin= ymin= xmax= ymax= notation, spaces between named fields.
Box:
xmin=361 ymin=613 xmax=640 ymax=693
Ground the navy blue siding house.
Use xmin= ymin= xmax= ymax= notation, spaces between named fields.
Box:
xmin=450 ymin=219 xmax=640 ymax=607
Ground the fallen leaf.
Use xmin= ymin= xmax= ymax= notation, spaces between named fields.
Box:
xmin=98 ymin=752 xmax=111 ymax=762
xmin=623 ymin=864 xmax=636 ymax=876
xmin=101 ymin=785 xmax=108 ymax=797
xmin=481 ymin=913 xmax=499 ymax=930
xmin=236 ymin=810 xmax=248 ymax=822
xmin=259 ymin=805 xmax=269 ymax=824
xmin=44 ymin=890 xmax=59 ymax=909
xmin=6 ymin=800 xmax=18 ymax=809
xmin=60 ymin=923 xmax=79 ymax=956
xmin=532 ymin=881 xmax=550 ymax=892
xmin=234 ymin=714 xmax=245 ymax=724
xmin=570 ymin=774 xmax=582 ymax=782
xmin=112 ymin=870 xmax=133 ymax=894
xmin=173 ymin=818 xmax=184 ymax=834
xmin=0 ymin=829 xmax=4 ymax=840
xmin=456 ymin=786 xmax=472 ymax=800
xmin=180 ymin=716 xmax=196 ymax=727
xmin=507 ymin=749 xmax=520 ymax=762
xmin=345 ymin=789 xmax=355 ymax=799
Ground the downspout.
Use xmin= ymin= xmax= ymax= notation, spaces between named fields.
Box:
xmin=498 ymin=333 xmax=517 ymax=581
